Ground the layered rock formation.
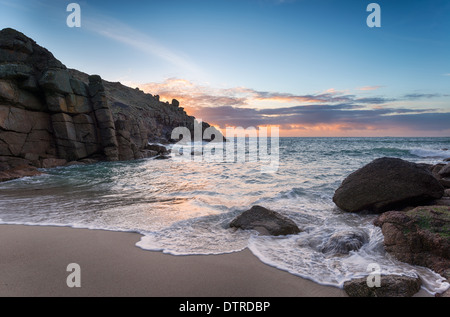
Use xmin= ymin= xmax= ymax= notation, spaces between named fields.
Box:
xmin=0 ymin=28 xmax=219 ymax=177
xmin=374 ymin=206 xmax=450 ymax=281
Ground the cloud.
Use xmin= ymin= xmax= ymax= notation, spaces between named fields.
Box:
xmin=188 ymin=103 xmax=450 ymax=133
xmin=137 ymin=78 xmax=373 ymax=110
xmin=403 ymin=93 xmax=443 ymax=99
xmin=355 ymin=97 xmax=396 ymax=104
xmin=134 ymin=78 xmax=450 ymax=136
xmin=357 ymin=85 xmax=384 ymax=91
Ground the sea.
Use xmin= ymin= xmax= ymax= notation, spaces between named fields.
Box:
xmin=1 ymin=137 xmax=449 ymax=294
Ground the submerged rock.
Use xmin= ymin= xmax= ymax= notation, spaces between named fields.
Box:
xmin=333 ymin=157 xmax=444 ymax=213
xmin=154 ymin=155 xmax=170 ymax=160
xmin=344 ymin=275 xmax=422 ymax=297
xmin=321 ymin=230 xmax=369 ymax=255
xmin=146 ymin=143 xmax=169 ymax=155
xmin=230 ymin=205 xmax=301 ymax=236
xmin=374 ymin=206 xmax=450 ymax=280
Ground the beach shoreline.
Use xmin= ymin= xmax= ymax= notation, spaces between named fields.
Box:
xmin=0 ymin=224 xmax=351 ymax=297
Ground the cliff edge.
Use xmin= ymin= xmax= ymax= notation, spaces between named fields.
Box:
xmin=0 ymin=28 xmax=218 ymax=178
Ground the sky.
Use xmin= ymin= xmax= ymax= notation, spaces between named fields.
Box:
xmin=1 ymin=0 xmax=449 ymax=136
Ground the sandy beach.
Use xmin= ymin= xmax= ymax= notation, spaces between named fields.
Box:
xmin=0 ymin=224 xmax=348 ymax=297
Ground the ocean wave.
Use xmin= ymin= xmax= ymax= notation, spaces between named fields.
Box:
xmin=409 ymin=148 xmax=450 ymax=159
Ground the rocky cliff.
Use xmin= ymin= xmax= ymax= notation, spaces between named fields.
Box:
xmin=0 ymin=28 xmax=218 ymax=175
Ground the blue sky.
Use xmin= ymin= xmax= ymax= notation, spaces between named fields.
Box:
xmin=1 ymin=0 xmax=449 ymax=136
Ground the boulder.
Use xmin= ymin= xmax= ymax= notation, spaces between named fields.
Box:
xmin=146 ymin=143 xmax=169 ymax=155
xmin=431 ymin=197 xmax=450 ymax=206
xmin=69 ymin=78 xmax=88 ymax=96
xmin=343 ymin=275 xmax=422 ymax=297
xmin=230 ymin=205 xmax=301 ymax=236
xmin=0 ymin=131 xmax=27 ymax=156
xmin=41 ymin=158 xmax=68 ymax=169
xmin=0 ymin=80 xmax=15 ymax=100
xmin=333 ymin=157 xmax=444 ymax=213
xmin=321 ymin=230 xmax=369 ymax=255
xmin=51 ymin=113 xmax=77 ymax=141
xmin=440 ymin=178 xmax=450 ymax=189
xmin=444 ymin=158 xmax=450 ymax=162
xmin=0 ymin=106 xmax=34 ymax=133
xmin=39 ymin=69 xmax=73 ymax=95
xmin=88 ymin=75 xmax=104 ymax=97
xmin=65 ymin=94 xmax=92 ymax=114
xmin=46 ymin=93 xmax=68 ymax=112
xmin=0 ymin=63 xmax=32 ymax=80
xmin=431 ymin=164 xmax=446 ymax=179
xmin=154 ymin=154 xmax=170 ymax=160
xmin=0 ymin=165 xmax=42 ymax=182
xmin=374 ymin=206 xmax=450 ymax=279
xmin=445 ymin=189 xmax=450 ymax=197
xmin=439 ymin=164 xmax=450 ymax=178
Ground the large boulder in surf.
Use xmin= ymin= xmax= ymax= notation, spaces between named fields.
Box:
xmin=230 ymin=205 xmax=301 ymax=236
xmin=333 ymin=157 xmax=444 ymax=213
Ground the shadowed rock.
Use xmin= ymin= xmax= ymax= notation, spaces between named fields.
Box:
xmin=230 ymin=205 xmax=301 ymax=236
xmin=333 ymin=157 xmax=444 ymax=213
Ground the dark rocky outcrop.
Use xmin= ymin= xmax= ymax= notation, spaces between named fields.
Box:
xmin=230 ymin=205 xmax=301 ymax=236
xmin=374 ymin=206 xmax=450 ymax=280
xmin=333 ymin=157 xmax=444 ymax=213
xmin=343 ymin=275 xmax=422 ymax=297
xmin=0 ymin=28 xmax=220 ymax=178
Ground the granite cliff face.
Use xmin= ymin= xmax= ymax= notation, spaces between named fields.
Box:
xmin=0 ymin=28 xmax=217 ymax=175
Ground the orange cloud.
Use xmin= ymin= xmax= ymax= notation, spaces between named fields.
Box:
xmin=357 ymin=85 xmax=384 ymax=91
xmin=130 ymin=78 xmax=450 ymax=137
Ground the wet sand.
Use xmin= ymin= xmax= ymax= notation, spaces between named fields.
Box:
xmin=0 ymin=224 xmax=347 ymax=297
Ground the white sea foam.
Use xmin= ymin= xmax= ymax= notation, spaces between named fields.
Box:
xmin=410 ymin=148 xmax=450 ymax=159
